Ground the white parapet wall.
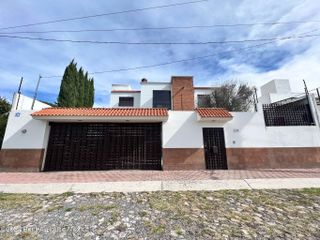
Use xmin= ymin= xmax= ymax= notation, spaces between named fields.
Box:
xmin=12 ymin=93 xmax=51 ymax=110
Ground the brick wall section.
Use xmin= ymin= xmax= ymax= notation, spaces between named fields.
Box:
xmin=171 ymin=76 xmax=195 ymax=111
xmin=162 ymin=148 xmax=206 ymax=170
xmin=227 ymin=147 xmax=320 ymax=169
xmin=0 ymin=149 xmax=44 ymax=172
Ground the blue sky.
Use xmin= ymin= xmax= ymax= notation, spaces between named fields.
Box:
xmin=0 ymin=0 xmax=320 ymax=107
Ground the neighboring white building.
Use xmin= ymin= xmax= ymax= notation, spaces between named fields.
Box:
xmin=1 ymin=76 xmax=320 ymax=172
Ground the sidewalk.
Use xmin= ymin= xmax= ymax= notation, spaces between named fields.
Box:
xmin=0 ymin=169 xmax=319 ymax=194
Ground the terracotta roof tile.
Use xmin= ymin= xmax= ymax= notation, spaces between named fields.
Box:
xmin=32 ymin=108 xmax=168 ymax=117
xmin=195 ymin=108 xmax=233 ymax=118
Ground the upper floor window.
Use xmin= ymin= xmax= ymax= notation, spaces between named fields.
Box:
xmin=119 ymin=97 xmax=134 ymax=107
xmin=197 ymin=94 xmax=211 ymax=108
xmin=153 ymin=90 xmax=171 ymax=109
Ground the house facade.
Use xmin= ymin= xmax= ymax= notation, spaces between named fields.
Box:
xmin=0 ymin=76 xmax=320 ymax=172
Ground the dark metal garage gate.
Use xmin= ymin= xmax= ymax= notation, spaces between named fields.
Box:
xmin=44 ymin=122 xmax=162 ymax=171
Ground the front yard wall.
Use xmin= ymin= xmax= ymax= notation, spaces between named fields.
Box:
xmin=1 ymin=104 xmax=320 ymax=171
xmin=162 ymin=109 xmax=320 ymax=170
xmin=0 ymin=110 xmax=50 ymax=171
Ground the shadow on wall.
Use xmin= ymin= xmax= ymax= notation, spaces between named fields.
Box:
xmin=141 ymin=98 xmax=153 ymax=108
xmin=163 ymin=112 xmax=198 ymax=148
xmin=2 ymin=115 xmax=47 ymax=149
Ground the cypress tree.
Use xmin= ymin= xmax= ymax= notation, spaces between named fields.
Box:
xmin=89 ymin=78 xmax=95 ymax=107
xmin=83 ymin=72 xmax=89 ymax=107
xmin=57 ymin=60 xmax=95 ymax=107
xmin=76 ymin=67 xmax=85 ymax=107
xmin=57 ymin=60 xmax=77 ymax=107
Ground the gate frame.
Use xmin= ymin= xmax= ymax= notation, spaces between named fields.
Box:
xmin=202 ymin=127 xmax=228 ymax=170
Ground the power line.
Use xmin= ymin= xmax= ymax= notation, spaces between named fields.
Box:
xmin=1 ymin=20 xmax=320 ymax=34
xmin=0 ymin=0 xmax=208 ymax=30
xmin=39 ymin=40 xmax=293 ymax=78
xmin=0 ymin=32 xmax=319 ymax=45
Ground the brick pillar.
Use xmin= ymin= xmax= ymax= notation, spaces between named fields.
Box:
xmin=171 ymin=76 xmax=194 ymax=110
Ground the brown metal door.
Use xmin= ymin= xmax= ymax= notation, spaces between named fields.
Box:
xmin=44 ymin=122 xmax=162 ymax=171
xmin=203 ymin=128 xmax=228 ymax=169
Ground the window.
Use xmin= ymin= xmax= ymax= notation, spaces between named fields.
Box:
xmin=197 ymin=94 xmax=211 ymax=108
xmin=119 ymin=97 xmax=134 ymax=107
xmin=153 ymin=90 xmax=171 ymax=109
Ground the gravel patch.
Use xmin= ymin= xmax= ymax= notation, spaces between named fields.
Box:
xmin=0 ymin=188 xmax=319 ymax=239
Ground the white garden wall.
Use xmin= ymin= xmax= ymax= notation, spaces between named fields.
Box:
xmin=1 ymin=110 xmax=49 ymax=149
xmin=162 ymin=108 xmax=320 ymax=149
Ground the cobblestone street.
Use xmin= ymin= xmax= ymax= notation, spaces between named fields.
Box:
xmin=1 ymin=188 xmax=319 ymax=239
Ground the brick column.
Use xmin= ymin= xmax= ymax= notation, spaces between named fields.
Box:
xmin=171 ymin=76 xmax=195 ymax=111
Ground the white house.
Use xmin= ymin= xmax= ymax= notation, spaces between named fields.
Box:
xmin=1 ymin=76 xmax=319 ymax=172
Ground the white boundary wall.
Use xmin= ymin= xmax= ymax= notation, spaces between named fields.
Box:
xmin=2 ymin=110 xmax=50 ymax=149
xmin=163 ymin=104 xmax=320 ymax=148
xmin=3 ymin=99 xmax=320 ymax=150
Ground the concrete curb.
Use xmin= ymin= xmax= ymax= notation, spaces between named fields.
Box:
xmin=0 ymin=178 xmax=319 ymax=194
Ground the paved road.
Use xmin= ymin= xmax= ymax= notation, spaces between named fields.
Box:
xmin=0 ymin=189 xmax=319 ymax=239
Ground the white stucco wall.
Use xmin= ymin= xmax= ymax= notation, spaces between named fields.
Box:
xmin=163 ymin=111 xmax=225 ymax=148
xmin=110 ymin=92 xmax=141 ymax=108
xmin=111 ymin=84 xmax=132 ymax=91
xmin=163 ymin=106 xmax=320 ymax=149
xmin=1 ymin=110 xmax=49 ymax=149
xmin=12 ymin=93 xmax=51 ymax=110
xmin=140 ymin=82 xmax=171 ymax=108
xmin=3 ymin=96 xmax=320 ymax=151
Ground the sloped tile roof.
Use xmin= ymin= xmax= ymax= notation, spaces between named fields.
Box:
xmin=32 ymin=108 xmax=168 ymax=117
xmin=195 ymin=108 xmax=233 ymax=118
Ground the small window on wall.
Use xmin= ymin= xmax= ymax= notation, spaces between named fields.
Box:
xmin=197 ymin=94 xmax=211 ymax=108
xmin=119 ymin=97 xmax=134 ymax=107
xmin=153 ymin=90 xmax=171 ymax=109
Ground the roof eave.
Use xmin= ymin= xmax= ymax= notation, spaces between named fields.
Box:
xmin=32 ymin=115 xmax=168 ymax=122
xmin=196 ymin=114 xmax=233 ymax=122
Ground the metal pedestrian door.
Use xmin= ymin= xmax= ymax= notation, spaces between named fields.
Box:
xmin=202 ymin=128 xmax=228 ymax=169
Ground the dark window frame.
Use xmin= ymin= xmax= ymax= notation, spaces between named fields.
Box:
xmin=153 ymin=90 xmax=171 ymax=109
xmin=118 ymin=97 xmax=134 ymax=107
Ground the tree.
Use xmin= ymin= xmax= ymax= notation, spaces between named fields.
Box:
xmin=57 ymin=60 xmax=94 ymax=107
xmin=57 ymin=60 xmax=78 ymax=107
xmin=0 ymin=97 xmax=11 ymax=148
xmin=201 ymin=81 xmax=255 ymax=111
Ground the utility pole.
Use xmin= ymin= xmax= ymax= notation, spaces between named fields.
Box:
xmin=316 ymin=88 xmax=320 ymax=104
xmin=31 ymin=75 xmax=42 ymax=110
xmin=15 ymin=77 xmax=23 ymax=110
xmin=303 ymin=79 xmax=309 ymax=96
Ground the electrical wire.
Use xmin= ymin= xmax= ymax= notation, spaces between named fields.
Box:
xmin=0 ymin=33 xmax=319 ymax=45
xmin=40 ymin=41 xmax=285 ymax=78
xmin=1 ymin=20 xmax=320 ymax=34
xmin=0 ymin=0 xmax=208 ymax=30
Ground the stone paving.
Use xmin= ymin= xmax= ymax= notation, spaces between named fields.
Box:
xmin=1 ymin=168 xmax=319 ymax=184
xmin=0 ymin=188 xmax=319 ymax=239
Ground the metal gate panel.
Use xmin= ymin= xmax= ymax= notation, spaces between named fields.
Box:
xmin=44 ymin=123 xmax=162 ymax=171
xmin=202 ymin=128 xmax=228 ymax=169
